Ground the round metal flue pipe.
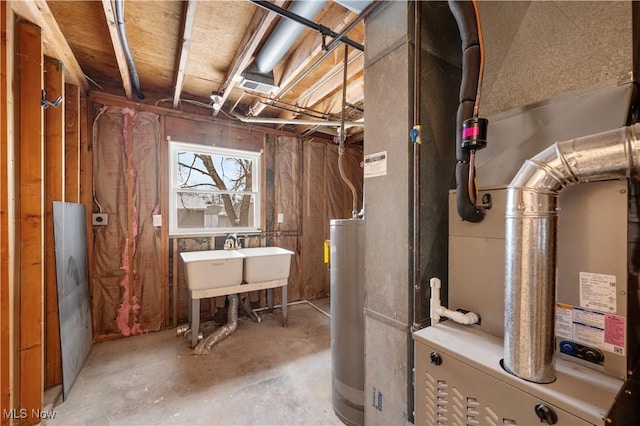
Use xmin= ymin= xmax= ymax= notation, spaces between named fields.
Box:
xmin=504 ymin=123 xmax=640 ymax=383
xmin=255 ymin=1 xmax=327 ymax=74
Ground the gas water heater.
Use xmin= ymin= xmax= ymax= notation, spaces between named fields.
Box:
xmin=330 ymin=218 xmax=365 ymax=426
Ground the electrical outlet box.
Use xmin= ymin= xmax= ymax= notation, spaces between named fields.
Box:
xmin=277 ymin=213 xmax=284 ymax=223
xmin=152 ymin=214 xmax=162 ymax=227
xmin=92 ymin=213 xmax=108 ymax=226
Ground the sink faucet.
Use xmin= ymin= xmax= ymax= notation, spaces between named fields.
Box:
xmin=224 ymin=233 xmax=240 ymax=250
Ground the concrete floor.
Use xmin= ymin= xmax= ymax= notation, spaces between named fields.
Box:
xmin=48 ymin=299 xmax=340 ymax=425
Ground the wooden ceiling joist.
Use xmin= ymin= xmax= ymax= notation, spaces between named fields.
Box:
xmin=172 ymin=0 xmax=199 ymax=109
xmin=212 ymin=0 xmax=286 ymax=117
xmin=295 ymin=49 xmax=363 ymax=110
xmin=11 ymin=0 xmax=89 ymax=92
xmin=101 ymin=0 xmax=132 ymax=100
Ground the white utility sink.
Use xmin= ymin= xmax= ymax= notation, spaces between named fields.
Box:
xmin=180 ymin=250 xmax=246 ymax=291
xmin=237 ymin=247 xmax=295 ymax=283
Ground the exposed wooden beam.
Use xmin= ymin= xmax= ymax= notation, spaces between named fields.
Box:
xmin=18 ymin=20 xmax=44 ymax=425
xmin=213 ymin=0 xmax=286 ymax=117
xmin=100 ymin=0 xmax=132 ymax=100
xmin=64 ymin=84 xmax=80 ymax=202
xmin=250 ymin=4 xmax=355 ymax=117
xmin=172 ymin=1 xmax=199 ymax=109
xmin=296 ymin=50 xmax=363 ymax=110
xmin=90 ymin=91 xmax=298 ymax=137
xmin=294 ymin=73 xmax=364 ymax=135
xmin=11 ymin=0 xmax=89 ymax=93
xmin=279 ymin=49 xmax=364 ymax=126
xmin=0 ymin=3 xmax=12 ymax=422
xmin=44 ymin=57 xmax=64 ymax=389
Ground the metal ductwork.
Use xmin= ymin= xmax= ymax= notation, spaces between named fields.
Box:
xmin=193 ymin=295 xmax=239 ymax=354
xmin=333 ymin=0 xmax=372 ymax=14
xmin=504 ymin=123 xmax=640 ymax=384
xmin=241 ymin=1 xmax=327 ymax=94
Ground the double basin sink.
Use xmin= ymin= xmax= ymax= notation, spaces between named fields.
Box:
xmin=180 ymin=247 xmax=295 ymax=291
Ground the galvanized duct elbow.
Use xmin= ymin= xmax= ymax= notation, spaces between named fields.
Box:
xmin=193 ymin=295 xmax=239 ymax=354
xmin=504 ymin=123 xmax=640 ymax=384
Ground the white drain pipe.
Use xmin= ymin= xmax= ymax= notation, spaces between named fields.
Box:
xmin=430 ymin=277 xmax=480 ymax=326
xmin=504 ymin=123 xmax=640 ymax=384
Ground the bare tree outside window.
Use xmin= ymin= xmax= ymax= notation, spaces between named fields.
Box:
xmin=169 ymin=143 xmax=260 ymax=234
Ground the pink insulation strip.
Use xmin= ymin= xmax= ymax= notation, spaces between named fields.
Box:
xmin=115 ymin=111 xmax=144 ymax=336
xmin=117 ymin=239 xmax=132 ymax=336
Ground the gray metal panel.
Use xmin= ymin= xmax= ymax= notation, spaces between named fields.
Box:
xmin=448 ymin=236 xmax=505 ymax=337
xmin=53 ymin=202 xmax=92 ymax=400
xmin=556 ymin=179 xmax=629 ymax=380
xmin=413 ymin=322 xmax=623 ymax=425
xmin=449 ymin=188 xmax=506 ymax=240
xmin=363 ymin=26 xmax=411 ymax=323
xmin=364 ymin=314 xmax=412 ymax=426
xmin=477 ymin=81 xmax=634 ymax=188
xmin=477 ymin=1 xmax=634 ymax=116
xmin=364 ymin=1 xmax=409 ymax=67
xmin=449 ymin=188 xmax=506 ymax=337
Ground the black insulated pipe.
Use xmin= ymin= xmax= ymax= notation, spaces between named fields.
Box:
xmin=449 ymin=0 xmax=484 ymax=222
xmin=115 ymin=0 xmax=145 ymax=100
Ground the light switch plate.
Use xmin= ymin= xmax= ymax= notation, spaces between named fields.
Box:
xmin=152 ymin=214 xmax=162 ymax=227
xmin=277 ymin=213 xmax=284 ymax=223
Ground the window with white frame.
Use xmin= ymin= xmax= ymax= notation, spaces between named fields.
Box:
xmin=169 ymin=142 xmax=261 ymax=235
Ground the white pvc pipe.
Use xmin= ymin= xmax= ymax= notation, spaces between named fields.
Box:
xmin=430 ymin=277 xmax=480 ymax=326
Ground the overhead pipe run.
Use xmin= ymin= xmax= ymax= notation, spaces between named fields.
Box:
xmin=504 ymin=123 xmax=640 ymax=384
xmin=232 ymin=113 xmax=364 ymax=129
xmin=448 ymin=0 xmax=487 ymax=222
xmin=337 ymin=45 xmax=359 ymax=218
xmin=115 ymin=0 xmax=145 ymax=100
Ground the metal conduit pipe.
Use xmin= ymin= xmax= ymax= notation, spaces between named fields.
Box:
xmin=193 ymin=295 xmax=239 ymax=354
xmin=338 ymin=45 xmax=359 ymax=218
xmin=504 ymin=123 xmax=640 ymax=384
xmin=412 ymin=0 xmax=422 ymax=330
xmin=115 ymin=0 xmax=145 ymax=100
xmin=255 ymin=1 xmax=328 ymax=74
xmin=232 ymin=113 xmax=364 ymax=128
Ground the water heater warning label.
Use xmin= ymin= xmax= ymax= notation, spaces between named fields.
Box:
xmin=579 ymin=272 xmax=616 ymax=313
xmin=364 ymin=151 xmax=387 ymax=178
xmin=556 ymin=303 xmax=625 ymax=355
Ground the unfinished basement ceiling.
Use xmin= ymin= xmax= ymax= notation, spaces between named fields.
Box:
xmin=46 ymin=0 xmax=367 ymax=137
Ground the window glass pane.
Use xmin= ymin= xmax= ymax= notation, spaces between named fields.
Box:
xmin=175 ymin=191 xmax=256 ymax=230
xmin=170 ymin=143 xmax=260 ymax=235
xmin=176 ymin=152 xmax=253 ymax=193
